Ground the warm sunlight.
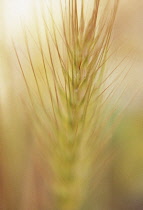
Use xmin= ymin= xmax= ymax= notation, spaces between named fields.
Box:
xmin=4 ymin=0 xmax=33 ymax=34
xmin=4 ymin=0 xmax=61 ymax=35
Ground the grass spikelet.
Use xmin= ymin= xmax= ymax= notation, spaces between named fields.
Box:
xmin=11 ymin=0 xmax=120 ymax=209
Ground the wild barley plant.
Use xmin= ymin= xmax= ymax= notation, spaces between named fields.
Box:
xmin=2 ymin=0 xmax=120 ymax=209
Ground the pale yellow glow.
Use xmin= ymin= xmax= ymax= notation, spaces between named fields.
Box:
xmin=4 ymin=0 xmax=61 ymax=36
xmin=4 ymin=0 xmax=33 ymax=34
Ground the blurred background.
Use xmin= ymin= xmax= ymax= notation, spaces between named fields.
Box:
xmin=1 ymin=0 xmax=143 ymax=209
